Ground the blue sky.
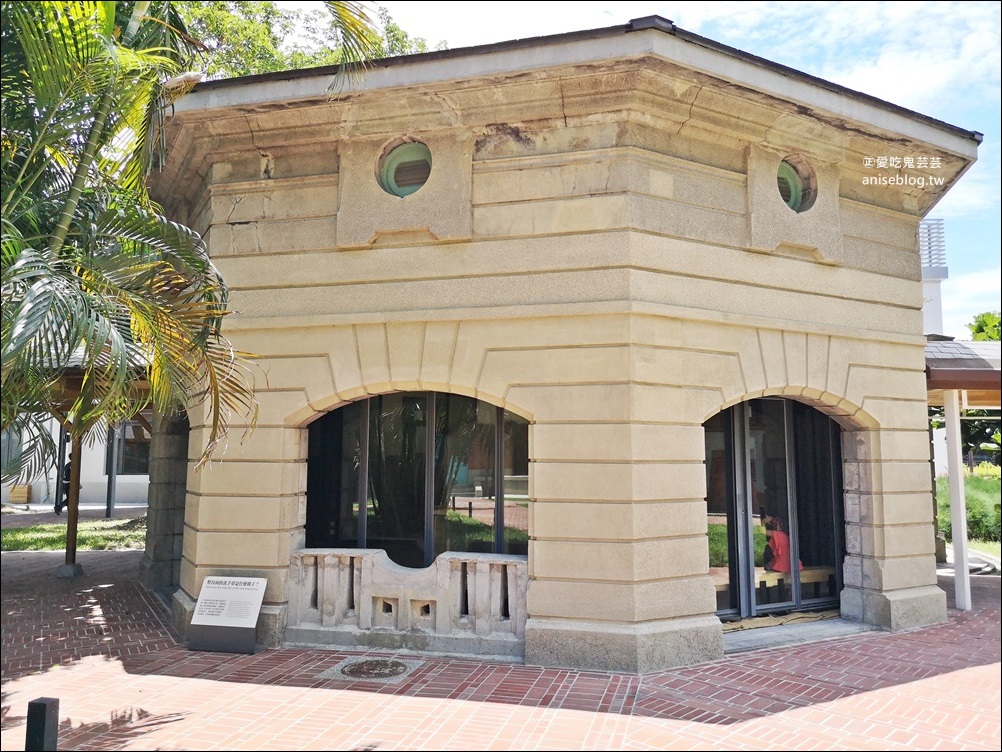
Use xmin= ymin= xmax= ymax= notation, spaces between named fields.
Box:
xmin=373 ymin=2 xmax=1001 ymax=339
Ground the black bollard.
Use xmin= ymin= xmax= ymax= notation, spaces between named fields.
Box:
xmin=25 ymin=697 xmax=59 ymax=751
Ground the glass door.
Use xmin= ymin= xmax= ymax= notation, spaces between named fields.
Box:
xmin=704 ymin=411 xmax=738 ymax=612
xmin=745 ymin=399 xmax=797 ymax=612
xmin=790 ymin=402 xmax=844 ymax=603
xmin=705 ymin=399 xmax=843 ymax=620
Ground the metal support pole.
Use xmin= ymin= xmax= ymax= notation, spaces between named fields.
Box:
xmin=494 ymin=405 xmax=505 ymax=553
xmin=356 ymin=400 xmax=370 ymax=548
xmin=944 ymin=389 xmax=971 ymax=610
xmin=423 ymin=395 xmax=436 ymax=566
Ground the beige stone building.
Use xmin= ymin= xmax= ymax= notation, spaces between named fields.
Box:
xmin=147 ymin=17 xmax=980 ymax=672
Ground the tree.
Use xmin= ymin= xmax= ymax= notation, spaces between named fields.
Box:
xmin=175 ymin=1 xmax=429 ymax=80
xmin=174 ymin=1 xmax=291 ymax=78
xmin=2 ymin=0 xmax=255 ymax=467
xmin=968 ymin=310 xmax=1001 ymax=341
xmin=962 ymin=310 xmax=1002 ymax=466
xmin=378 ymin=7 xmax=446 ymax=57
xmin=2 ymin=1 xmax=383 ymax=571
xmin=2 ymin=1 xmax=386 ymax=477
xmin=1 ymin=0 xmax=257 ymax=570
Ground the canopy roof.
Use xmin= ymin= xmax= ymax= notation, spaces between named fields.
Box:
xmin=926 ymin=339 xmax=1001 ymax=408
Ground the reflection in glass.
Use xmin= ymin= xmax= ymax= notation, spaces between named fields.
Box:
xmin=704 ymin=411 xmax=737 ymax=613
xmin=503 ymin=411 xmax=530 ymax=554
xmin=307 ymin=393 xmax=531 ymax=568
xmin=306 ymin=402 xmax=362 ymax=548
xmin=435 ymin=394 xmax=496 ymax=556
xmin=705 ymin=398 xmax=843 ymax=620
xmin=792 ymin=402 xmax=843 ymax=601
xmin=106 ymin=409 xmax=153 ymax=476
xmin=747 ymin=400 xmax=794 ymax=607
xmin=367 ymin=394 xmax=428 ymax=568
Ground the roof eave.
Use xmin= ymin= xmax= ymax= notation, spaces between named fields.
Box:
xmin=172 ymin=16 xmax=980 ymax=159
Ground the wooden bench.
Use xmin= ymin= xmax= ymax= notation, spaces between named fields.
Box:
xmin=756 ymin=566 xmax=835 ymax=602
xmin=713 ymin=566 xmax=836 ymax=602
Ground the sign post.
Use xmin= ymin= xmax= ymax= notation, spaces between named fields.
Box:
xmin=188 ymin=576 xmax=268 ymax=654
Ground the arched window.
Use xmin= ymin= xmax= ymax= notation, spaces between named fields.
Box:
xmin=307 ymin=393 xmax=529 ymax=568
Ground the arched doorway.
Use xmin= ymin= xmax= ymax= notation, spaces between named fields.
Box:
xmin=307 ymin=392 xmax=529 ymax=568
xmin=704 ymin=398 xmax=845 ymax=618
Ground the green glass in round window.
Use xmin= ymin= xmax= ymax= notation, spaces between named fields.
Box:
xmin=777 ymin=160 xmax=804 ymax=211
xmin=379 ymin=142 xmax=432 ymax=197
xmin=776 ymin=156 xmax=817 ymax=213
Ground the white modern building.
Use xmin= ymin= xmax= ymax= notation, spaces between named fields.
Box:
xmin=1 ymin=412 xmax=151 ymax=509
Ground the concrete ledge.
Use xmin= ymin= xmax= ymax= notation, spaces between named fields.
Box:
xmin=524 ymin=614 xmax=723 ymax=672
xmin=841 ymin=584 xmax=947 ymax=631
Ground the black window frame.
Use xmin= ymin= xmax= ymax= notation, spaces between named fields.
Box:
xmin=307 ymin=392 xmax=529 ymax=568
xmin=105 ymin=410 xmax=153 ymax=476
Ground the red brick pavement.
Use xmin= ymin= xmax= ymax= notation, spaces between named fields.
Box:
xmin=1 ymin=549 xmax=999 ymax=751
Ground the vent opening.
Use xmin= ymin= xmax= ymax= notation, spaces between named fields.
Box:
xmin=379 ymin=142 xmax=432 ymax=197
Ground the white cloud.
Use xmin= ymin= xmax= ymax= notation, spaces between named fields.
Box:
xmin=377 ymin=2 xmax=999 ymax=114
xmin=931 ymin=161 xmax=1002 ymax=220
xmin=664 ymin=2 xmax=1001 ymax=117
xmin=941 ymin=268 xmax=1002 ymax=340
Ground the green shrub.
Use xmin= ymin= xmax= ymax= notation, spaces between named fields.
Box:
xmin=707 ymin=523 xmax=766 ymax=567
xmin=973 ymin=462 xmax=1001 ymax=480
xmin=936 ymin=476 xmax=1001 ymax=542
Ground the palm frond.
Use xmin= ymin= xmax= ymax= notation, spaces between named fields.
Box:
xmin=1 ymin=411 xmax=58 ymax=485
xmin=3 ymin=0 xmax=256 ymax=478
xmin=322 ymin=1 xmax=382 ymax=95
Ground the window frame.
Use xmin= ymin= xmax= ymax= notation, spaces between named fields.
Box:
xmin=105 ymin=410 xmax=153 ymax=477
xmin=307 ymin=392 xmax=528 ymax=567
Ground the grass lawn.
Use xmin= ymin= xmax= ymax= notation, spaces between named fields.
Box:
xmin=968 ymin=540 xmax=1001 ymax=559
xmin=1 ymin=516 xmax=147 ymax=551
xmin=442 ymin=511 xmax=529 ymax=548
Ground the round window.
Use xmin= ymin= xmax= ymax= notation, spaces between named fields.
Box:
xmin=776 ymin=156 xmax=817 ymax=213
xmin=379 ymin=142 xmax=432 ymax=197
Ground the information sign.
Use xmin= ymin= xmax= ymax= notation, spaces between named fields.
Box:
xmin=188 ymin=576 xmax=268 ymax=653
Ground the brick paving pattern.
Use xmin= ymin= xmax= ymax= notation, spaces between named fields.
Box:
xmin=1 ymin=548 xmax=999 ymax=750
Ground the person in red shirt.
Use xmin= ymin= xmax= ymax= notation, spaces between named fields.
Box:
xmin=763 ymin=514 xmax=802 ymax=573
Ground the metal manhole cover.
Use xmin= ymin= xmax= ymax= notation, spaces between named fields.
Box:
xmin=339 ymin=658 xmax=409 ymax=679
xmin=316 ymin=656 xmax=422 ymax=683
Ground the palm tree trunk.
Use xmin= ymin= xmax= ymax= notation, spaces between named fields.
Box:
xmin=64 ymin=433 xmax=83 ymax=568
xmin=47 ymin=89 xmax=114 ymax=253
xmin=48 ymin=1 xmax=150 ymax=254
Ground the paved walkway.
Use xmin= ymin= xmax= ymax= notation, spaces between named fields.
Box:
xmin=1 ymin=546 xmax=998 ymax=751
